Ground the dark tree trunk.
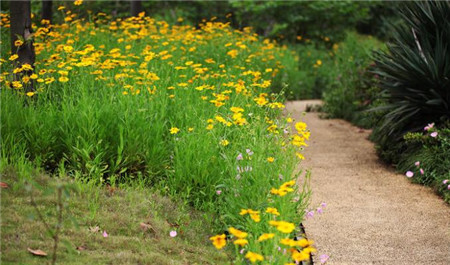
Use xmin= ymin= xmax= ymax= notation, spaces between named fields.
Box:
xmin=42 ymin=0 xmax=52 ymax=24
xmin=130 ymin=0 xmax=143 ymax=17
xmin=10 ymin=0 xmax=35 ymax=92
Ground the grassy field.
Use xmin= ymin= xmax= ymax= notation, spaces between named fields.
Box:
xmin=1 ymin=4 xmax=312 ymax=264
xmin=1 ymin=167 xmax=228 ymax=264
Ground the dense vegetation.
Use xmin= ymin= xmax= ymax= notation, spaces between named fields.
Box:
xmin=1 ymin=3 xmax=312 ymax=263
xmin=372 ymin=1 xmax=450 ymax=202
xmin=1 ymin=1 xmax=449 ymax=264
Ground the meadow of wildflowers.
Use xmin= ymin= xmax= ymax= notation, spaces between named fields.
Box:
xmin=1 ymin=4 xmax=312 ymax=263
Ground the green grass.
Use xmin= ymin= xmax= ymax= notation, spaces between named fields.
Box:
xmin=1 ymin=167 xmax=229 ymax=264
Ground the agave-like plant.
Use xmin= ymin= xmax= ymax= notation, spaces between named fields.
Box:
xmin=372 ymin=1 xmax=450 ymax=146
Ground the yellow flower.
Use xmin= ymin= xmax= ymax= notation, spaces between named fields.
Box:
xmin=220 ymin=139 xmax=229 ymax=146
xmin=58 ymin=76 xmax=69 ymax=82
xmin=286 ymin=117 xmax=293 ymax=123
xmin=74 ymin=0 xmax=83 ymax=6
xmin=12 ymin=81 xmax=22 ymax=88
xmin=170 ymin=127 xmax=180 ymax=134
xmin=233 ymin=238 xmax=248 ymax=247
xmin=14 ymin=40 xmax=24 ymax=47
xmin=257 ymin=233 xmax=275 ymax=242
xmin=292 ymin=250 xmax=310 ymax=262
xmin=265 ymin=207 xmax=280 ymax=216
xmin=280 ymin=238 xmax=296 ymax=247
xmin=245 ymin=251 xmax=264 ymax=263
xmin=228 ymin=227 xmax=247 ymax=239
xmin=9 ymin=54 xmax=19 ymax=61
xmin=267 ymin=157 xmax=275 ymax=163
xmin=26 ymin=91 xmax=35 ymax=97
xmin=272 ymin=221 xmax=295 ymax=234
xmin=316 ymin=60 xmax=322 ymax=66
xmin=280 ymin=180 xmax=296 ymax=189
xmin=227 ymin=49 xmax=238 ymax=58
xmin=295 ymin=122 xmax=307 ymax=132
xmin=206 ymin=124 xmax=214 ymax=130
xmin=209 ymin=234 xmax=226 ymax=250
xmin=296 ymin=152 xmax=305 ymax=160
xmin=239 ymin=209 xmax=249 ymax=215
xmin=250 ymin=212 xmax=261 ymax=222
xmin=188 ymin=127 xmax=194 ymax=132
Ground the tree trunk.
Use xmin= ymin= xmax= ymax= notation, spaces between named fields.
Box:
xmin=130 ymin=0 xmax=143 ymax=17
xmin=42 ymin=0 xmax=52 ymax=24
xmin=10 ymin=0 xmax=35 ymax=92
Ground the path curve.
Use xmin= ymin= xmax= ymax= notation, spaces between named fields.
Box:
xmin=287 ymin=100 xmax=450 ymax=265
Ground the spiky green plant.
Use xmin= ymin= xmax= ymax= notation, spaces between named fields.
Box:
xmin=372 ymin=1 xmax=450 ymax=154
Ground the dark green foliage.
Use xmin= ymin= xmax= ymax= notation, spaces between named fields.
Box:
xmin=372 ymin=1 xmax=450 ymax=161
xmin=356 ymin=2 xmax=404 ymax=41
xmin=319 ymin=32 xmax=384 ymax=127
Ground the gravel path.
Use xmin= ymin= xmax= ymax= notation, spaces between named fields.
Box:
xmin=287 ymin=100 xmax=450 ymax=265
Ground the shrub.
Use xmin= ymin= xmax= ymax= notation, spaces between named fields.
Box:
xmin=372 ymin=1 xmax=450 ymax=162
xmin=320 ymin=32 xmax=384 ymax=127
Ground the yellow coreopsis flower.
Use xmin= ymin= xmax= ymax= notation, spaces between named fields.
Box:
xmin=220 ymin=139 xmax=229 ymax=146
xmin=245 ymin=251 xmax=264 ymax=263
xmin=9 ymin=54 xmax=18 ymax=61
xmin=170 ymin=127 xmax=180 ymax=134
xmin=296 ymin=152 xmax=305 ymax=160
xmin=59 ymin=76 xmax=69 ymax=82
xmin=228 ymin=227 xmax=248 ymax=238
xmin=209 ymin=234 xmax=226 ymax=250
xmin=292 ymin=250 xmax=310 ymax=262
xmin=257 ymin=233 xmax=275 ymax=242
xmin=267 ymin=157 xmax=275 ymax=163
xmin=271 ymin=221 xmax=295 ymax=234
xmin=233 ymin=238 xmax=248 ymax=247
xmin=250 ymin=212 xmax=261 ymax=222
xmin=74 ymin=0 xmax=83 ymax=6
xmin=14 ymin=39 xmax=24 ymax=47
xmin=295 ymin=122 xmax=307 ymax=132
xmin=265 ymin=207 xmax=280 ymax=216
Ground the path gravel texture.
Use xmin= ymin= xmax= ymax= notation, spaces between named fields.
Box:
xmin=287 ymin=100 xmax=450 ymax=265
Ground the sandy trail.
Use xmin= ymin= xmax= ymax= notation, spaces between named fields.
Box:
xmin=287 ymin=100 xmax=450 ymax=265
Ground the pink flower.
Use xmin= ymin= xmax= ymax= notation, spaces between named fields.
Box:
xmin=170 ymin=230 xmax=177 ymax=237
xmin=236 ymin=153 xmax=243 ymax=161
xmin=317 ymin=207 xmax=323 ymax=214
xmin=406 ymin=171 xmax=414 ymax=178
xmin=321 ymin=202 xmax=327 ymax=208
xmin=240 ymin=249 xmax=245 ymax=254
xmin=306 ymin=210 xmax=314 ymax=219
xmin=430 ymin=132 xmax=438 ymax=138
xmin=103 ymin=231 xmax=108 ymax=237
xmin=216 ymin=190 xmax=222 ymax=195
xmin=447 ymin=185 xmax=450 ymax=190
xmin=443 ymin=180 xmax=449 ymax=184
xmin=424 ymin=123 xmax=434 ymax=131
xmin=420 ymin=168 xmax=424 ymax=175
xmin=320 ymin=254 xmax=330 ymax=264
xmin=414 ymin=161 xmax=420 ymax=167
